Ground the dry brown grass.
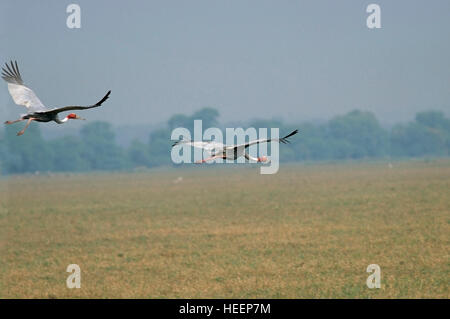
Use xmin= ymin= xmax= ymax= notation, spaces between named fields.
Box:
xmin=1 ymin=160 xmax=449 ymax=298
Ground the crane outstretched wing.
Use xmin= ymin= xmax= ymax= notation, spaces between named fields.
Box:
xmin=1 ymin=61 xmax=48 ymax=113
xmin=172 ymin=139 xmax=225 ymax=154
xmin=230 ymin=129 xmax=299 ymax=150
xmin=42 ymin=90 xmax=111 ymax=115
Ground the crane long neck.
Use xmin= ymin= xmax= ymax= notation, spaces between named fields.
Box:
xmin=55 ymin=117 xmax=69 ymax=124
xmin=246 ymin=154 xmax=259 ymax=162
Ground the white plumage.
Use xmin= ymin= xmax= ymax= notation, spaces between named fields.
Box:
xmin=7 ymin=82 xmax=47 ymax=113
xmin=172 ymin=129 xmax=299 ymax=163
xmin=2 ymin=61 xmax=111 ymax=136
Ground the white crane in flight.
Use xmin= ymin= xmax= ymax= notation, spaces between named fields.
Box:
xmin=172 ymin=129 xmax=299 ymax=163
xmin=2 ymin=61 xmax=111 ymax=136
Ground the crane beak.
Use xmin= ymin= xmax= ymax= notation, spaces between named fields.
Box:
xmin=76 ymin=115 xmax=86 ymax=120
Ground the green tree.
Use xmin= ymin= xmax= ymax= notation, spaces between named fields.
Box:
xmin=3 ymin=123 xmax=53 ymax=173
xmin=148 ymin=128 xmax=172 ymax=167
xmin=128 ymin=139 xmax=151 ymax=167
xmin=168 ymin=114 xmax=190 ymax=130
xmin=191 ymin=107 xmax=220 ymax=129
xmin=327 ymin=110 xmax=388 ymax=158
xmin=80 ymin=122 xmax=129 ymax=170
xmin=415 ymin=111 xmax=450 ymax=131
xmin=49 ymin=136 xmax=90 ymax=172
xmin=390 ymin=122 xmax=447 ymax=157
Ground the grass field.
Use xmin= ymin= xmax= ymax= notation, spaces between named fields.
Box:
xmin=1 ymin=160 xmax=449 ymax=298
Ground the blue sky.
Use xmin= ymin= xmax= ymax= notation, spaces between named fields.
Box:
xmin=1 ymin=0 xmax=449 ymax=126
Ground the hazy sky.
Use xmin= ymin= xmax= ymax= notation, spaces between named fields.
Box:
xmin=0 ymin=0 xmax=449 ymax=127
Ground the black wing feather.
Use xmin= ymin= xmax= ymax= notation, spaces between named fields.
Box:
xmin=279 ymin=129 xmax=299 ymax=144
xmin=1 ymin=60 xmax=23 ymax=85
xmin=244 ymin=129 xmax=299 ymax=148
xmin=41 ymin=90 xmax=111 ymax=115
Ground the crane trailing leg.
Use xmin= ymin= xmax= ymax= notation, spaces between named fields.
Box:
xmin=16 ymin=118 xmax=35 ymax=136
xmin=4 ymin=118 xmax=25 ymax=125
xmin=195 ymin=155 xmax=225 ymax=164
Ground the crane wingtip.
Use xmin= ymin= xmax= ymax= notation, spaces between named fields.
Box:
xmin=95 ymin=90 xmax=112 ymax=106
xmin=172 ymin=140 xmax=183 ymax=147
xmin=285 ymin=129 xmax=299 ymax=138
xmin=278 ymin=129 xmax=299 ymax=144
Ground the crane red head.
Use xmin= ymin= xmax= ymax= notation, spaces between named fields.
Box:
xmin=67 ymin=113 xmax=85 ymax=120
xmin=257 ymin=156 xmax=269 ymax=163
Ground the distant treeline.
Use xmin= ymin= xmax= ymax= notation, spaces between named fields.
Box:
xmin=0 ymin=108 xmax=449 ymax=174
